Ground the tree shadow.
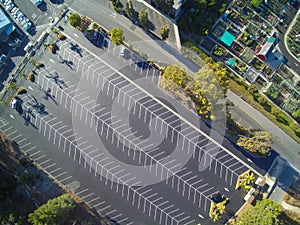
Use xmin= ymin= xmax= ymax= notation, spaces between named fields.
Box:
xmin=70 ymin=42 xmax=82 ymax=57
xmin=38 ymin=1 xmax=48 ymax=12
xmin=49 ymin=0 xmax=64 ymax=4
xmin=45 ymin=71 xmax=67 ymax=88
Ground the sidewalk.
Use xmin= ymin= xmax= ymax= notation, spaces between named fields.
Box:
xmin=119 ymin=0 xmax=179 ymax=47
xmin=284 ymin=8 xmax=300 ymax=62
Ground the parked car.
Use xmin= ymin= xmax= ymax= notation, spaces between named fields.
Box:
xmin=120 ymin=46 xmax=125 ymax=56
xmin=10 ymin=6 xmax=17 ymax=13
xmin=5 ymin=2 xmax=14 ymax=11
xmin=24 ymin=42 xmax=33 ymax=52
xmin=4 ymin=0 xmax=12 ymax=6
xmin=23 ymin=22 xmax=32 ymax=31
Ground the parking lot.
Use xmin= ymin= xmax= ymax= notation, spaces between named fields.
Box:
xmin=0 ymin=24 xmax=257 ymax=224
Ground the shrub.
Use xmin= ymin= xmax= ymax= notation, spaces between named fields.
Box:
xmin=68 ymin=13 xmax=81 ymax=27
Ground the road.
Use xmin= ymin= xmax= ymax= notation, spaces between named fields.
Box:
xmin=276 ymin=4 xmax=300 ymax=73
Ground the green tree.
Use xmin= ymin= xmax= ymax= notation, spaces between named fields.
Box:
xmin=125 ymin=0 xmax=135 ymax=20
xmin=162 ymin=65 xmax=190 ymax=89
xmin=6 ymin=81 xmax=17 ymax=93
xmin=68 ymin=13 xmax=81 ymax=27
xmin=109 ymin=28 xmax=125 ymax=45
xmin=237 ymin=131 xmax=272 ymax=155
xmin=239 ymin=171 xmax=255 ymax=192
xmin=232 ymin=199 xmax=283 ymax=225
xmin=248 ymin=84 xmax=258 ymax=95
xmin=152 ymin=0 xmax=174 ymax=14
xmin=19 ymin=72 xmax=26 ymax=81
xmin=292 ymin=108 xmax=300 ymax=123
xmin=251 ymin=0 xmax=262 ymax=8
xmin=28 ymin=194 xmax=75 ymax=225
xmin=139 ymin=9 xmax=150 ymax=29
xmin=160 ymin=24 xmax=170 ymax=40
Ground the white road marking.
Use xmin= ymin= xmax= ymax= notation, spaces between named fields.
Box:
xmin=10 ymin=115 xmax=15 ymax=119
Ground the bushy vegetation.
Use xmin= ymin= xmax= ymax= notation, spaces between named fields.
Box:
xmin=28 ymin=194 xmax=75 ymax=225
xmin=109 ymin=28 xmax=125 ymax=45
xmin=237 ymin=130 xmax=272 ymax=155
xmin=68 ymin=13 xmax=81 ymax=27
xmin=178 ymin=0 xmax=227 ymax=36
xmin=232 ymin=199 xmax=283 ymax=225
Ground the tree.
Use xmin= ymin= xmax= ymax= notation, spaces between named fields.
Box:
xmin=139 ymin=9 xmax=150 ymax=29
xmin=125 ymin=0 xmax=135 ymax=20
xmin=28 ymin=194 xmax=75 ymax=225
xmin=251 ymin=0 xmax=262 ymax=8
xmin=152 ymin=0 xmax=174 ymax=15
xmin=19 ymin=72 xmax=26 ymax=81
xmin=239 ymin=171 xmax=255 ymax=192
xmin=292 ymin=108 xmax=300 ymax=123
xmin=160 ymin=24 xmax=170 ymax=40
xmin=162 ymin=65 xmax=190 ymax=89
xmin=237 ymin=130 xmax=272 ymax=155
xmin=6 ymin=81 xmax=17 ymax=92
xmin=68 ymin=13 xmax=81 ymax=27
xmin=109 ymin=28 xmax=125 ymax=45
xmin=232 ymin=199 xmax=283 ymax=225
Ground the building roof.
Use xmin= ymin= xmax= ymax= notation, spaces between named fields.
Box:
xmin=258 ymin=41 xmax=273 ymax=56
xmin=0 ymin=8 xmax=11 ymax=35
xmin=227 ymin=58 xmax=236 ymax=67
xmin=220 ymin=31 xmax=236 ymax=47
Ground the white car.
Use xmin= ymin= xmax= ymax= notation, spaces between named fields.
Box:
xmin=13 ymin=10 xmax=21 ymax=19
xmin=5 ymin=2 xmax=14 ymax=11
xmin=4 ymin=0 xmax=12 ymax=6
xmin=24 ymin=42 xmax=33 ymax=52
xmin=10 ymin=6 xmax=17 ymax=13
xmin=23 ymin=22 xmax=32 ymax=31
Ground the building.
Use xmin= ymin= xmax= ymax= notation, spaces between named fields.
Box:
xmin=0 ymin=7 xmax=14 ymax=41
xmin=256 ymin=37 xmax=277 ymax=61
xmin=144 ymin=0 xmax=187 ymax=18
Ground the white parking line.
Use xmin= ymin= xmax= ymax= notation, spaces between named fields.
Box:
xmin=76 ymin=188 xmax=89 ymax=195
xmin=93 ymin=200 xmax=106 ymax=208
xmin=98 ymin=205 xmax=111 ymax=212
xmin=39 ymin=159 xmax=51 ymax=165
xmin=30 ymin=150 xmax=41 ymax=157
xmin=81 ymin=193 xmax=94 ymax=200
xmin=44 ymin=163 xmax=56 ymax=170
xmin=59 ymin=176 xmax=73 ymax=183
xmin=86 ymin=196 xmax=100 ymax=204
xmin=48 ymin=167 xmax=61 ymax=174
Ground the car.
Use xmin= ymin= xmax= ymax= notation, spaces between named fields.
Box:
xmin=93 ymin=30 xmax=99 ymax=40
xmin=13 ymin=10 xmax=21 ymax=19
xmin=11 ymin=99 xmax=17 ymax=109
xmin=23 ymin=22 xmax=32 ymax=31
xmin=24 ymin=42 xmax=33 ymax=52
xmin=18 ymin=15 xmax=26 ymax=23
xmin=120 ymin=46 xmax=125 ymax=56
xmin=10 ymin=6 xmax=17 ymax=13
xmin=4 ymin=0 xmax=12 ymax=6
xmin=5 ymin=2 xmax=14 ymax=11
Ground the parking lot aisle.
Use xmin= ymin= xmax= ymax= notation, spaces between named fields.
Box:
xmin=32 ymin=63 xmax=222 ymax=213
xmin=15 ymin=92 xmax=197 ymax=225
xmin=54 ymin=38 xmax=252 ymax=185
xmin=0 ymin=115 xmax=143 ymax=225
